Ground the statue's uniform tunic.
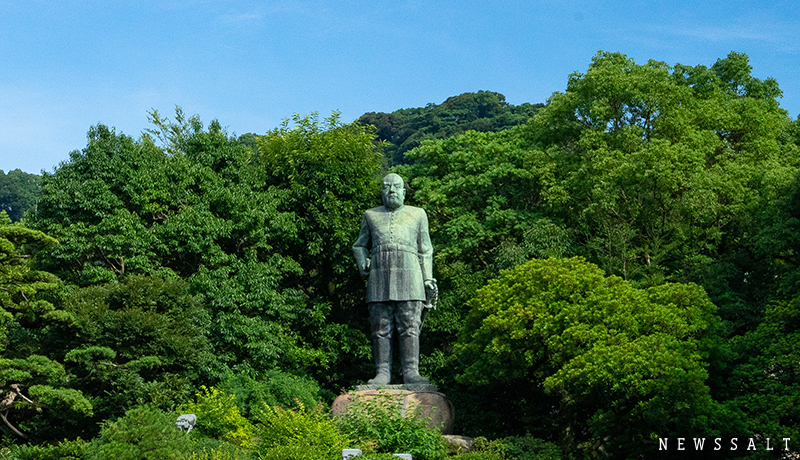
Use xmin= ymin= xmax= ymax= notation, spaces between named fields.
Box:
xmin=353 ymin=205 xmax=433 ymax=340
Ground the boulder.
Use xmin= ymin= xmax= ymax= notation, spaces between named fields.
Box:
xmin=331 ymin=388 xmax=454 ymax=434
xmin=443 ymin=435 xmax=473 ymax=453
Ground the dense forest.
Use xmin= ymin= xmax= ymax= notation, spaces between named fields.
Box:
xmin=2 ymin=51 xmax=800 ymax=459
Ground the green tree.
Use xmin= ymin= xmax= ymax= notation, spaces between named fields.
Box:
xmin=30 ymin=124 xmax=175 ymax=284
xmin=87 ymin=405 xmax=193 ymax=460
xmin=751 ymin=168 xmax=800 ymax=300
xmin=254 ymin=112 xmax=385 ymax=389
xmin=456 ymin=257 xmax=724 ymax=458
xmin=391 ymin=124 xmax=576 ymax=381
xmin=29 ymin=116 xmax=325 ymax=380
xmin=526 ymin=51 xmax=796 ymax=332
xmin=398 ymin=52 xmax=797 ymax=346
xmin=57 ymin=275 xmax=214 ymax=425
xmin=360 ymin=91 xmax=542 ymax=167
xmin=30 ymin=109 xmax=386 ymax=395
xmin=725 ymin=294 xmax=800 ymax=457
xmin=0 ymin=170 xmax=41 ymax=222
xmin=0 ymin=213 xmax=92 ymax=442
xmin=722 ymin=162 xmax=800 ymax=454
xmin=255 ymin=112 xmax=383 ymax=306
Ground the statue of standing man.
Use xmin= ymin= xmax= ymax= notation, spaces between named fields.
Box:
xmin=353 ymin=173 xmax=435 ymax=385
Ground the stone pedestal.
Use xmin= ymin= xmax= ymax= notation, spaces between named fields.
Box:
xmin=331 ymin=386 xmax=454 ymax=434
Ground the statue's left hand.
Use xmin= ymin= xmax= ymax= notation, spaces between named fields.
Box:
xmin=424 ymin=279 xmax=438 ymax=309
xmin=424 ymin=279 xmax=437 ymax=298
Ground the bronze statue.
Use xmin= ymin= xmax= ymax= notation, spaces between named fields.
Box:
xmin=353 ymin=173 xmax=435 ymax=385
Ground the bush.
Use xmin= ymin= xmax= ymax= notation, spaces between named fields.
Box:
xmin=471 ymin=435 xmax=561 ymax=460
xmin=218 ymin=370 xmax=323 ymax=418
xmin=450 ymin=453 xmax=504 ymax=460
xmin=188 ymin=438 xmax=252 ymax=460
xmin=337 ymin=392 xmax=447 ymax=460
xmin=179 ymin=386 xmax=255 ymax=447
xmin=87 ymin=406 xmax=193 ymax=460
xmin=187 ymin=445 xmax=251 ymax=460
xmin=257 ymin=444 xmax=335 ymax=460
xmin=253 ymin=401 xmax=350 ymax=459
xmin=0 ymin=438 xmax=89 ymax=460
xmin=358 ymin=454 xmax=408 ymax=460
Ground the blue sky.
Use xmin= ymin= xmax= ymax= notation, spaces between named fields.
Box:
xmin=2 ymin=0 xmax=799 ymax=174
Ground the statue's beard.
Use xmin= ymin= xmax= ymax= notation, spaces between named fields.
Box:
xmin=384 ymin=194 xmax=403 ymax=209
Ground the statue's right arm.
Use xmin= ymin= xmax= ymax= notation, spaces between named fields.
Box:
xmin=353 ymin=214 xmax=371 ymax=277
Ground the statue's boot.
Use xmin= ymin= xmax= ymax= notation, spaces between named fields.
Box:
xmin=400 ymin=335 xmax=429 ymax=385
xmin=367 ymin=338 xmax=392 ymax=385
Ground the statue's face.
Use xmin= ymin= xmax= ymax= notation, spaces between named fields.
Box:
xmin=382 ymin=174 xmax=405 ymax=210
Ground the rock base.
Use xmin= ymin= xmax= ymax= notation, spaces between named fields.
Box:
xmin=331 ymin=388 xmax=455 ymax=434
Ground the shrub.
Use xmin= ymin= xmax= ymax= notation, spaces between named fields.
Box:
xmin=257 ymin=444 xmax=335 ymax=460
xmin=449 ymin=453 xmax=504 ymax=460
xmin=471 ymin=435 xmax=561 ymax=460
xmin=0 ymin=438 xmax=89 ymax=460
xmin=337 ymin=392 xmax=447 ymax=460
xmin=188 ymin=438 xmax=252 ymax=460
xmin=87 ymin=405 xmax=193 ymax=460
xmin=358 ymin=454 xmax=407 ymax=460
xmin=218 ymin=370 xmax=323 ymax=418
xmin=188 ymin=445 xmax=251 ymax=460
xmin=253 ymin=401 xmax=350 ymax=459
xmin=179 ymin=386 xmax=255 ymax=447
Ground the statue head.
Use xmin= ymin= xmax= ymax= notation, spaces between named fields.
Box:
xmin=381 ymin=173 xmax=406 ymax=210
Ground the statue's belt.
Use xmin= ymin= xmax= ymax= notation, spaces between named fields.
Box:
xmin=372 ymin=243 xmax=419 ymax=254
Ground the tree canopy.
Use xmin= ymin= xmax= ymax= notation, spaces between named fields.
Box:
xmin=0 ymin=169 xmax=41 ymax=222
xmin=360 ymin=91 xmax=543 ymax=167
xmin=0 ymin=212 xmax=92 ymax=441
xmin=456 ymin=257 xmax=724 ymax=457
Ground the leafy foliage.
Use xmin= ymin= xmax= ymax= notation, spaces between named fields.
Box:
xmin=0 ymin=215 xmax=92 ymax=442
xmin=30 ymin=111 xmax=379 ymax=392
xmin=751 ymin=168 xmax=800 ymax=300
xmin=254 ymin=111 xmax=383 ymax=389
xmin=0 ymin=437 xmax=89 ymax=460
xmin=527 ymin=51 xmax=795 ymax=328
xmin=256 ymin=444 xmax=333 ymax=460
xmin=456 ymin=257 xmax=723 ymax=457
xmin=218 ymin=371 xmax=323 ymax=418
xmin=0 ymin=170 xmax=41 ymax=222
xmin=446 ymin=453 xmax=503 ymax=460
xmin=58 ymin=275 xmax=213 ymax=426
xmin=337 ymin=392 xmax=447 ymax=460
xmin=179 ymin=386 xmax=255 ymax=447
xmin=86 ymin=405 xmax=193 ymax=460
xmin=470 ymin=435 xmax=562 ymax=460
xmin=726 ymin=294 xmax=800 ymax=449
xmin=187 ymin=445 xmax=252 ymax=460
xmin=360 ymin=91 xmax=543 ymax=166
xmin=253 ymin=400 xmax=350 ymax=459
